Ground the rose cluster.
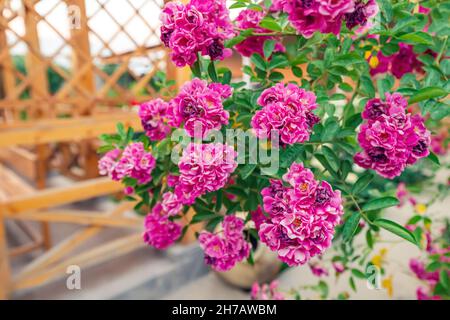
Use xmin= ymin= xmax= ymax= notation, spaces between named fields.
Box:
xmin=235 ymin=9 xmax=285 ymax=58
xmin=258 ymin=163 xmax=344 ymax=266
xmin=160 ymin=0 xmax=233 ymax=67
xmin=168 ymin=78 xmax=231 ymax=138
xmin=143 ymin=203 xmax=182 ymax=250
xmin=138 ymin=98 xmax=171 ymax=141
xmin=98 ymin=142 xmax=156 ymax=184
xmin=173 ymin=142 xmax=238 ymax=205
xmin=272 ymin=0 xmax=378 ymax=37
xmin=251 ymin=83 xmax=319 ymax=145
xmin=354 ymin=93 xmax=430 ymax=179
xmin=198 ymin=215 xmax=250 ymax=271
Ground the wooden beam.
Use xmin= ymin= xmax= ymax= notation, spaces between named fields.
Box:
xmin=23 ymin=0 xmax=50 ymax=118
xmin=2 ymin=177 xmax=123 ymax=215
xmin=0 ymin=213 xmax=11 ymax=299
xmin=0 ymin=115 xmax=141 ymax=148
xmin=15 ymin=202 xmax=136 ymax=280
xmin=13 ymin=233 xmax=144 ymax=291
xmin=5 ymin=209 xmax=142 ymax=228
xmin=0 ymin=17 xmax=15 ymax=102
xmin=66 ymin=0 xmax=95 ymax=116
xmin=9 ymin=240 xmax=43 ymax=258
xmin=0 ymin=147 xmax=38 ymax=183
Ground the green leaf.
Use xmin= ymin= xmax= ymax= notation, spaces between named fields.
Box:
xmin=430 ymin=102 xmax=450 ymax=121
xmin=190 ymin=59 xmax=202 ymax=78
xmin=378 ymin=0 xmax=393 ymax=22
xmin=360 ymin=75 xmax=376 ymax=98
xmin=321 ymin=146 xmax=340 ymax=172
xmin=245 ymin=192 xmax=259 ymax=211
xmin=362 ymin=197 xmax=399 ymax=212
xmin=315 ymin=154 xmax=339 ymax=179
xmin=351 ymin=172 xmax=374 ymax=195
xmin=317 ymin=281 xmax=329 ymax=299
xmin=97 ymin=144 xmax=116 ymax=154
xmin=251 ymin=53 xmax=267 ymax=71
xmin=408 ymin=86 xmax=447 ymax=104
xmin=239 ymin=163 xmax=257 ymax=180
xmin=373 ymin=218 xmax=418 ymax=246
xmin=263 ymin=39 xmax=276 ymax=58
xmin=207 ymin=61 xmax=218 ymax=82
xmin=427 ymin=151 xmax=441 ymax=165
xmin=407 ymin=215 xmax=422 ymax=225
xmin=225 ymin=35 xmax=246 ymax=48
xmin=247 ymin=250 xmax=255 ymax=266
xmin=351 ymin=269 xmax=366 ymax=279
xmin=343 ymin=212 xmax=361 ymax=242
xmin=259 ymin=17 xmax=282 ymax=32
xmin=229 ymin=2 xmax=247 ymax=9
xmin=269 ymin=71 xmax=284 ymax=82
xmin=280 ymin=144 xmax=305 ymax=168
xmin=426 ymin=261 xmax=441 ymax=272
xmin=191 ymin=212 xmax=221 ymax=224
xmin=366 ymin=230 xmax=374 ymax=249
xmin=333 ymin=53 xmax=365 ymax=66
xmin=321 ymin=120 xmax=339 ymax=141
xmin=292 ymin=66 xmax=303 ymax=78
xmin=398 ymin=32 xmax=433 ymax=45
xmin=215 ymin=190 xmax=223 ymax=212
xmin=440 ymin=269 xmax=449 ymax=290
xmin=117 ymin=122 xmax=126 ymax=139
xmin=349 ymin=277 xmax=357 ymax=292
xmin=268 ymin=55 xmax=289 ymax=69
xmin=225 ymin=186 xmax=248 ymax=198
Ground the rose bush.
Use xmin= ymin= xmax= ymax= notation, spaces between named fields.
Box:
xmin=99 ymin=0 xmax=449 ymax=299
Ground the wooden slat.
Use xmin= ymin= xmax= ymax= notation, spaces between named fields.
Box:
xmin=15 ymin=202 xmax=136 ymax=280
xmin=0 ymin=164 xmax=35 ymax=201
xmin=23 ymin=0 xmax=50 ymax=118
xmin=5 ymin=209 xmax=142 ymax=228
xmin=0 ymin=116 xmax=141 ymax=148
xmin=2 ymin=177 xmax=123 ymax=215
xmin=0 ymin=112 xmax=137 ymax=130
xmin=13 ymin=233 xmax=144 ymax=290
xmin=0 ymin=147 xmax=38 ymax=183
xmin=9 ymin=241 xmax=43 ymax=258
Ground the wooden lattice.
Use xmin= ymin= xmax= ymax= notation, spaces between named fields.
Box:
xmin=0 ymin=0 xmax=191 ymax=300
xmin=0 ymin=0 xmax=168 ymax=121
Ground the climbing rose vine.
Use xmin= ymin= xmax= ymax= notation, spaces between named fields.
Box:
xmin=99 ymin=0 xmax=449 ymax=300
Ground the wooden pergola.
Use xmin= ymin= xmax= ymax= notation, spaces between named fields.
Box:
xmin=0 ymin=0 xmax=191 ymax=299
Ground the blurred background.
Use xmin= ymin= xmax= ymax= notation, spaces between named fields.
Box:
xmin=0 ymin=0 xmax=448 ymax=300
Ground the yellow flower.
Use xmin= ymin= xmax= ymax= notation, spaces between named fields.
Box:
xmin=382 ymin=276 xmax=394 ymax=298
xmin=369 ymin=56 xmax=379 ymax=69
xmin=371 ymin=248 xmax=388 ymax=268
xmin=364 ymin=51 xmax=372 ymax=59
xmin=415 ymin=203 xmax=427 ymax=215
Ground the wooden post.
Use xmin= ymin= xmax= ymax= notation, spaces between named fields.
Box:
xmin=23 ymin=0 xmax=50 ymax=118
xmin=66 ymin=0 xmax=95 ymax=116
xmin=0 ymin=14 xmax=16 ymax=121
xmin=0 ymin=208 xmax=11 ymax=300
